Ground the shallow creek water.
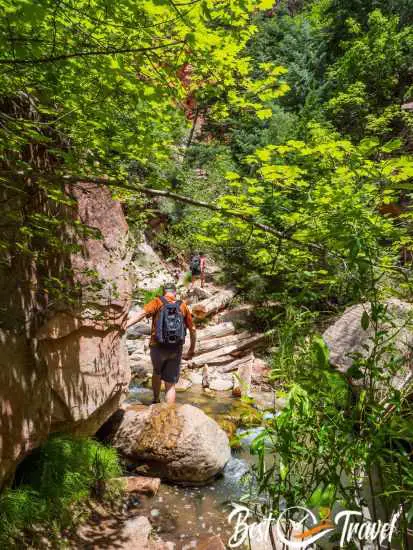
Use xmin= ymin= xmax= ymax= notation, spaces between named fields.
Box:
xmin=127 ymin=384 xmax=265 ymax=549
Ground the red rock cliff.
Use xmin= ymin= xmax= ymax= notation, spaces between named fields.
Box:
xmin=0 ymin=181 xmax=132 ymax=488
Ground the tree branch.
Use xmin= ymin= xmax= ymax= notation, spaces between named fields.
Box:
xmin=0 ymin=41 xmax=185 ymax=65
xmin=0 ymin=170 xmax=333 ymax=255
xmin=59 ymin=175 xmax=327 ymax=253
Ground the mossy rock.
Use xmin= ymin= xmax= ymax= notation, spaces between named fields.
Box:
xmin=216 ymin=418 xmax=237 ymax=438
xmin=223 ymin=401 xmax=262 ymax=428
xmin=229 ymin=435 xmax=242 ymax=450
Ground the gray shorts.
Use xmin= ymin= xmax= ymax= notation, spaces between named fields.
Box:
xmin=150 ymin=344 xmax=183 ymax=384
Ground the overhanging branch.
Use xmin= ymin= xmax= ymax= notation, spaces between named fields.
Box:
xmin=0 ymin=170 xmax=331 ymax=254
xmin=63 ymin=175 xmax=327 ymax=253
xmin=0 ymin=41 xmax=185 ymax=65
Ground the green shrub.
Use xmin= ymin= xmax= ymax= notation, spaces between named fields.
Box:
xmin=0 ymin=436 xmax=122 ymax=547
xmin=182 ymin=271 xmax=192 ymax=286
xmin=143 ymin=286 xmax=163 ymax=304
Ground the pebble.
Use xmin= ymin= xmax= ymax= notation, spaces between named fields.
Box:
xmin=151 ymin=509 xmax=160 ymax=517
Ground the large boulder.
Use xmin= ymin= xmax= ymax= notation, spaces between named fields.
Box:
xmin=323 ymin=299 xmax=413 ymax=395
xmin=0 ymin=182 xmax=132 ymax=488
xmin=109 ymin=403 xmax=231 ymax=484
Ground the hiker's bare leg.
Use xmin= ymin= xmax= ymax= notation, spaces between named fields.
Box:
xmin=201 ymin=272 xmax=205 ymax=288
xmin=152 ymin=373 xmax=161 ymax=403
xmin=165 ymin=382 xmax=176 ymax=404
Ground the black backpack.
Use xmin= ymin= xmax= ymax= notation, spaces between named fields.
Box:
xmin=190 ymin=255 xmax=201 ymax=273
xmin=155 ymin=296 xmax=186 ymax=346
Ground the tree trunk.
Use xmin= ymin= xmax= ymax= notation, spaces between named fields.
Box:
xmin=218 ymin=353 xmax=254 ymax=373
xmin=188 ymin=332 xmax=268 ymax=367
xmin=191 ymin=289 xmax=236 ymax=319
xmin=184 ymin=331 xmax=251 ymax=355
xmin=196 ymin=322 xmax=235 ymax=341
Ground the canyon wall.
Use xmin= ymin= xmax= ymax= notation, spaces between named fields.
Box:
xmin=0 ymin=182 xmax=132 ymax=488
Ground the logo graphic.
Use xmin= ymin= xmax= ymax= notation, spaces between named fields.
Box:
xmin=275 ymin=506 xmax=335 ymax=549
xmin=228 ymin=503 xmax=401 ymax=549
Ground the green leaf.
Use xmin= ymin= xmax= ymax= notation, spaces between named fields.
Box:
xmin=361 ymin=310 xmax=370 ymax=330
xmin=381 ymin=139 xmax=402 ymax=153
xmin=256 ymin=108 xmax=272 ymax=120
xmin=347 ymin=366 xmax=364 ymax=380
xmin=313 ymin=336 xmax=330 ymax=368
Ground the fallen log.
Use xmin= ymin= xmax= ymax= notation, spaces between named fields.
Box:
xmin=191 ymin=329 xmax=276 ymax=367
xmin=188 ymin=345 xmax=241 ymax=367
xmin=183 ymin=331 xmax=251 ymax=356
xmin=218 ymin=353 xmax=254 ymax=373
xmin=218 ymin=304 xmax=254 ymax=324
xmin=188 ymin=354 xmax=235 ymax=368
xmin=205 ymin=355 xmax=237 ymax=366
xmin=188 ymin=333 xmax=266 ymax=367
xmin=191 ymin=289 xmax=236 ymax=319
xmin=196 ymin=322 xmax=235 ymax=341
xmin=230 ymin=329 xmax=277 ymax=357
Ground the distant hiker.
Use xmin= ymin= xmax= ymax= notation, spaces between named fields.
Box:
xmin=126 ymin=282 xmax=196 ymax=404
xmin=190 ymin=251 xmax=206 ymax=289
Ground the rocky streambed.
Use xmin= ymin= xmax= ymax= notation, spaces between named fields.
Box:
xmin=126 ymin=384 xmax=261 ymax=549
xmin=111 ymin=278 xmax=281 ymax=548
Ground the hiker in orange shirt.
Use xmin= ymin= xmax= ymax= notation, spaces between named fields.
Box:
xmin=126 ymin=282 xmax=196 ymax=404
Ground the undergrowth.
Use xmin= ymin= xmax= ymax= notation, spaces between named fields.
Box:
xmin=0 ymin=436 xmax=122 ymax=548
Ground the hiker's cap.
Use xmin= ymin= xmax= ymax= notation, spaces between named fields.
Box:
xmin=163 ymin=282 xmax=177 ymax=293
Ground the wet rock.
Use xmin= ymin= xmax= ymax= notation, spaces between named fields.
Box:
xmin=175 ymin=377 xmax=192 ymax=392
xmin=209 ymin=376 xmax=233 ymax=392
xmin=217 ymin=418 xmax=237 ymax=438
xmin=114 ymin=475 xmax=161 ymax=496
xmin=109 ymin=516 xmax=156 ymax=550
xmin=109 ymin=403 xmax=231 ymax=484
xmin=202 ymin=366 xmax=234 ymax=391
xmin=225 ymin=401 xmax=261 ymax=427
xmin=130 ymin=356 xmax=152 ymax=379
xmin=188 ymin=370 xmax=203 ymax=385
xmin=250 ymin=391 xmax=286 ymax=411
